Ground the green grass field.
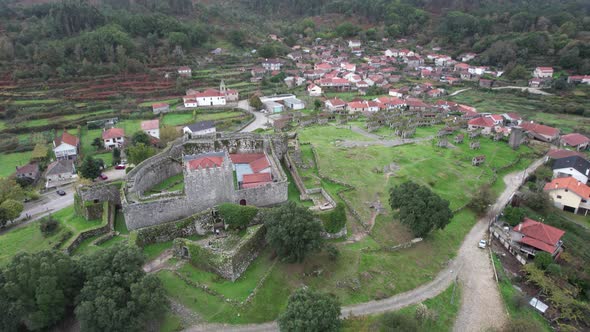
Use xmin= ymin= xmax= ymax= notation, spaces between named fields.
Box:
xmin=10 ymin=99 xmax=62 ymax=106
xmin=0 ymin=205 xmax=102 ymax=266
xmin=0 ymin=151 xmax=32 ymax=178
xmin=147 ymin=173 xmax=184 ymax=193
xmin=162 ymin=111 xmax=245 ymax=127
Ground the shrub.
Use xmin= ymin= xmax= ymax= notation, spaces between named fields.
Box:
xmin=40 ymin=216 xmax=59 ymax=236
xmin=534 ymin=252 xmax=553 ymax=270
xmin=504 ymin=206 xmax=526 ymax=226
xmin=326 ymin=244 xmax=340 ymax=261
xmin=512 ymin=293 xmax=528 ymax=311
xmin=377 ymin=312 xmax=419 ymax=331
xmin=546 ymin=263 xmax=562 ymax=277
xmin=217 ymin=203 xmax=258 ymax=230
xmin=502 ymin=317 xmax=544 ymax=332
xmin=319 ymin=203 xmax=347 ymax=233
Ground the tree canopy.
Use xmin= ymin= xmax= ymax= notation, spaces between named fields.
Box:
xmin=389 ymin=181 xmax=453 ymax=237
xmin=79 ymin=156 xmax=102 ymax=179
xmin=264 ymin=202 xmax=324 ymax=263
xmin=278 ymin=288 xmax=341 ymax=332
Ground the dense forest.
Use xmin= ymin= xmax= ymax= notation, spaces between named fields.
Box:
xmin=0 ymin=0 xmax=589 ymax=79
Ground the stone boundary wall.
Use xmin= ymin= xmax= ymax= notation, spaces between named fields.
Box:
xmin=321 ymin=226 xmax=347 ymax=239
xmin=135 ymin=209 xmax=216 ymax=247
xmin=63 ymin=202 xmax=115 ymax=255
xmin=77 ymin=182 xmax=122 ymax=205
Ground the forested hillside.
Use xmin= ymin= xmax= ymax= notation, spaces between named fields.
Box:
xmin=0 ymin=0 xmax=589 ymax=79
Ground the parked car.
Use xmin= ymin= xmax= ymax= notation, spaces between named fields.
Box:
xmin=115 ymin=164 xmax=126 ymax=170
xmin=478 ymin=240 xmax=487 ymax=249
xmin=56 ymin=190 xmax=66 ymax=196
xmin=99 ymin=174 xmax=108 ymax=180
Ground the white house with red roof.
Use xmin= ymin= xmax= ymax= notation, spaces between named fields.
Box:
xmin=560 ymin=133 xmax=590 ymax=151
xmin=53 ymin=131 xmax=80 ymax=160
xmin=102 ymin=128 xmax=125 ymax=149
xmin=152 ymin=103 xmax=170 ymax=114
xmin=178 ymin=66 xmax=192 ymax=77
xmin=325 ymin=98 xmax=346 ymax=112
xmin=347 ymin=101 xmax=380 ymax=113
xmin=388 ymin=89 xmax=403 ymax=98
xmin=262 ymin=59 xmax=282 ymax=71
xmin=307 ymin=83 xmax=322 ymax=97
xmin=141 ymin=119 xmax=160 ymax=139
xmin=486 ymin=114 xmax=504 ymax=125
xmin=544 ymin=177 xmax=590 ymax=215
xmin=468 ymin=117 xmax=495 ymax=134
xmin=533 ymin=67 xmax=553 ymax=78
xmin=501 ymin=113 xmax=522 ymax=125
xmin=511 ymin=218 xmax=565 ymax=257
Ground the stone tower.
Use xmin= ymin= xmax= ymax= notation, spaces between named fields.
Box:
xmin=509 ymin=127 xmax=524 ymax=149
xmin=219 ymin=80 xmax=227 ymax=94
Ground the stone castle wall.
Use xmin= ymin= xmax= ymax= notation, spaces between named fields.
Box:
xmin=135 ymin=209 xmax=216 ymax=247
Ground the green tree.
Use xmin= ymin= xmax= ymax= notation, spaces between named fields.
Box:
xmin=468 ymin=185 xmax=494 ymax=215
xmin=534 ymin=252 xmax=553 ymax=270
xmin=523 ymin=191 xmax=551 ymax=212
xmin=91 ymin=137 xmax=103 ymax=150
xmin=314 ymin=99 xmax=322 ymax=110
xmin=264 ymin=202 xmax=324 ymax=263
xmin=218 ymin=203 xmax=258 ymax=230
xmin=228 ymin=30 xmax=246 ymax=47
xmin=389 ymin=181 xmax=453 ymax=237
xmin=79 ymin=156 xmax=101 ymax=179
xmin=249 ymin=95 xmax=263 ymax=110
xmin=278 ymin=288 xmax=340 ymax=332
xmin=258 ymin=44 xmax=276 ymax=58
xmin=131 ymin=131 xmax=151 ymax=146
xmin=503 ymin=206 xmax=526 ymax=226
xmin=159 ymin=126 xmax=181 ymax=145
xmin=2 ymin=251 xmax=83 ymax=331
xmin=379 ymin=311 xmax=419 ymax=331
xmin=126 ymin=143 xmax=156 ymax=165
xmin=506 ymin=64 xmax=529 ymax=80
xmin=168 ymin=31 xmax=190 ymax=50
xmin=75 ymin=245 xmax=166 ymax=332
xmin=112 ymin=147 xmax=121 ymax=166
xmin=335 ymin=22 xmax=359 ymax=38
xmin=0 ymin=178 xmax=24 ymax=203
xmin=0 ymin=199 xmax=23 ymax=224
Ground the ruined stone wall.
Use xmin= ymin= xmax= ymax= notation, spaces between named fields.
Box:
xmin=77 ymin=182 xmax=122 ymax=205
xmin=135 ymin=209 xmax=216 ymax=247
xmin=123 ymin=197 xmax=195 ymax=230
xmin=229 ymin=225 xmax=266 ymax=280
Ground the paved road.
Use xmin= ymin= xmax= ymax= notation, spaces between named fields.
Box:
xmin=237 ymin=100 xmax=272 ymax=133
xmin=492 ymin=86 xmax=553 ymax=96
xmin=449 ymin=88 xmax=472 ymax=96
xmin=182 ymin=157 xmax=546 ymax=332
xmin=1 ymin=168 xmax=126 ymax=233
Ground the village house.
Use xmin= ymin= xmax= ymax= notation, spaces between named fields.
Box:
xmin=520 ymin=122 xmax=560 ymax=143
xmin=405 ymin=98 xmax=429 ymax=112
xmin=45 ymin=159 xmax=76 ymax=189
xmin=486 ymin=114 xmax=504 ymax=125
xmin=177 ymin=66 xmax=192 ymax=77
xmin=183 ymin=121 xmax=216 ymax=138
xmin=262 ymin=59 xmax=282 ymax=71
xmin=307 ymin=83 xmax=322 ymax=97
xmin=460 ymin=53 xmax=477 ymax=62
xmin=454 ymin=63 xmax=470 ymax=72
xmin=325 ymin=98 xmax=347 ymax=112
xmin=560 ymin=133 xmax=590 ymax=151
xmin=552 ymin=156 xmax=590 ymax=184
xmin=347 ymin=101 xmax=380 ymax=113
xmin=533 ymin=67 xmax=553 ymax=78
xmin=544 ymin=177 xmax=590 ymax=215
xmin=102 ymin=128 xmax=125 ymax=149
xmin=384 ymin=48 xmax=399 ymax=57
xmin=468 ymin=117 xmax=495 ymax=134
xmin=152 ymin=103 xmax=170 ymax=114
xmin=141 ymin=119 xmax=160 ymax=139
xmin=264 ymin=101 xmax=284 ymax=113
xmin=502 ymin=113 xmax=522 ymax=125
xmin=348 ymin=40 xmax=361 ymax=48
xmin=511 ymin=218 xmax=565 ymax=258
xmin=16 ymin=163 xmax=40 ymax=184
xmin=183 ymin=89 xmax=227 ymax=108
xmin=53 ymin=131 xmax=80 ymax=160
xmin=388 ymin=88 xmax=403 ymax=98
xmin=547 ymin=149 xmax=586 ymax=161
xmin=567 ymin=75 xmax=590 ymax=85
xmin=219 ymin=80 xmax=239 ymax=102
xmin=528 ymin=78 xmax=543 ymax=88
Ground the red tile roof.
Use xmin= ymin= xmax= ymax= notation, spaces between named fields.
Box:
xmin=547 ymin=149 xmax=586 ymax=159
xmin=544 ymin=176 xmax=590 ymax=199
xmin=326 ymin=98 xmax=346 ymax=107
xmin=152 ymin=103 xmax=169 ymax=108
xmin=55 ymin=131 xmax=79 ymax=147
xmin=561 ymin=133 xmax=590 ymax=147
xmin=186 ymin=156 xmax=223 ymax=170
xmin=514 ymin=218 xmax=565 ymax=254
xmin=520 ymin=122 xmax=559 ymax=138
xmin=230 ymin=153 xmax=266 ymax=164
xmin=102 ymin=128 xmax=125 ymax=140
xmin=141 ymin=119 xmax=159 ymax=131
xmin=195 ymin=89 xmax=224 ymax=98
xmin=249 ymin=156 xmax=270 ymax=173
xmin=468 ymin=117 xmax=495 ymax=128
xmin=242 ymin=173 xmax=272 ymax=188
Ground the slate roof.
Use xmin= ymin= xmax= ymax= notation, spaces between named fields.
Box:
xmin=184 ymin=121 xmax=215 ymax=133
xmin=46 ymin=160 xmax=75 ymax=176
xmin=552 ymin=155 xmax=590 ymax=175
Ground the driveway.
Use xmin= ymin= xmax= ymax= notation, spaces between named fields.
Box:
xmin=237 ymin=100 xmax=272 ymax=132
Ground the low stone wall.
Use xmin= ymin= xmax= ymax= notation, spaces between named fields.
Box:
xmin=174 ymin=225 xmax=266 ymax=281
xmin=135 ymin=209 xmax=216 ymax=247
xmin=321 ymin=226 xmax=347 ymax=239
xmin=63 ymin=202 xmax=114 ymax=255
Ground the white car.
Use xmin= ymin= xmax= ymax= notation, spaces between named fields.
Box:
xmin=478 ymin=240 xmax=487 ymax=249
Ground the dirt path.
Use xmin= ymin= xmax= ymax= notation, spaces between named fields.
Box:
xmin=492 ymin=86 xmax=553 ymax=96
xmin=453 ymin=157 xmax=546 ymax=332
xmin=143 ymin=249 xmax=175 ymax=273
xmin=181 ymin=157 xmax=547 ymax=332
xmin=449 ymin=88 xmax=472 ymax=96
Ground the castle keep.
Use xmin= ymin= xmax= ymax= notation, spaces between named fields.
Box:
xmin=122 ymin=133 xmax=289 ymax=230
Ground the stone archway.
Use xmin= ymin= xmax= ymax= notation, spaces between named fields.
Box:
xmin=239 ymin=199 xmax=246 ymax=206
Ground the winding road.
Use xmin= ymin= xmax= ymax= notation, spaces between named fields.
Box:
xmin=182 ymin=157 xmax=547 ymax=332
